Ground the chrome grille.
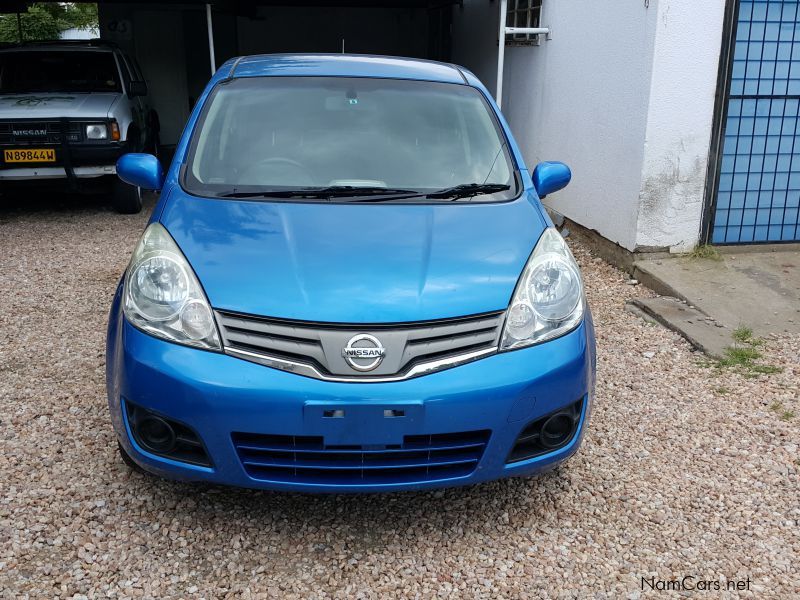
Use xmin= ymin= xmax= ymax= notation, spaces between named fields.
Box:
xmin=0 ymin=120 xmax=82 ymax=145
xmin=232 ymin=429 xmax=490 ymax=485
xmin=215 ymin=310 xmax=505 ymax=381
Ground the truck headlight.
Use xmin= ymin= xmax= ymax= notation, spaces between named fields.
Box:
xmin=123 ymin=223 xmax=221 ymax=350
xmin=500 ymin=228 xmax=584 ymax=350
xmin=85 ymin=124 xmax=108 ymax=140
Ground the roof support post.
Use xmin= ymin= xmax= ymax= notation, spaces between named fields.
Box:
xmin=206 ymin=3 xmax=216 ymax=75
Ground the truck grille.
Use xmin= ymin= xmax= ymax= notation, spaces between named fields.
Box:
xmin=232 ymin=430 xmax=490 ymax=485
xmin=215 ymin=310 xmax=505 ymax=381
xmin=0 ymin=120 xmax=82 ymax=145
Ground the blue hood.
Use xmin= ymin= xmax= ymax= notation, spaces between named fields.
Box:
xmin=160 ymin=192 xmax=546 ymax=323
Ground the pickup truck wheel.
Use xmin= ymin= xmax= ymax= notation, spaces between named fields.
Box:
xmin=112 ymin=179 xmax=142 ymax=214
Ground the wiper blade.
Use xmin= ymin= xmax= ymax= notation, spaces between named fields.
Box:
xmin=218 ymin=186 xmax=421 ymax=199
xmin=426 ymin=183 xmax=510 ymax=200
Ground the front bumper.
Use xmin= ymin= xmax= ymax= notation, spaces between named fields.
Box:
xmin=106 ymin=287 xmax=596 ymax=493
xmin=0 ymin=143 xmax=126 ymax=182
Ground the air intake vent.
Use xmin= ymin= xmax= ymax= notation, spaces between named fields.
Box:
xmin=232 ymin=430 xmax=491 ymax=485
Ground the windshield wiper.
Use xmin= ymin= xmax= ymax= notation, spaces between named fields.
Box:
xmin=425 ymin=183 xmax=510 ymax=200
xmin=219 ymin=185 xmax=421 ymax=199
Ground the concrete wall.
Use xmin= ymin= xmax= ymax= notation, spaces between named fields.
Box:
xmin=454 ymin=0 xmax=659 ymax=251
xmin=451 ymin=0 xmax=499 ymax=91
xmin=237 ymin=6 xmax=429 ymax=57
xmin=99 ymin=3 xmax=194 ymax=145
xmin=636 ymin=0 xmax=727 ymax=252
xmin=453 ymin=0 xmax=726 ymax=253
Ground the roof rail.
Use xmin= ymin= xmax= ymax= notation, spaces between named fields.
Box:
xmin=0 ymin=38 xmax=118 ymax=50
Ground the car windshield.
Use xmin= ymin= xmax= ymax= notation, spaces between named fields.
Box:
xmin=184 ymin=76 xmax=517 ymax=201
xmin=0 ymin=50 xmax=121 ymax=94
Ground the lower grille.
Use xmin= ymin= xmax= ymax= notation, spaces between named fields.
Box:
xmin=232 ymin=430 xmax=490 ymax=485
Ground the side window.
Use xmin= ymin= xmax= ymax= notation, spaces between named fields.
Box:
xmin=505 ymin=0 xmax=543 ymax=45
xmin=131 ymin=57 xmax=145 ymax=82
xmin=116 ymin=51 xmax=133 ymax=91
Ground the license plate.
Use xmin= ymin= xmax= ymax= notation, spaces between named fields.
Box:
xmin=4 ymin=148 xmax=56 ymax=163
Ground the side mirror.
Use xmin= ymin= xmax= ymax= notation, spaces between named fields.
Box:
xmin=117 ymin=153 xmax=164 ymax=191
xmin=532 ymin=161 xmax=572 ymax=198
xmin=128 ymin=80 xmax=147 ymax=97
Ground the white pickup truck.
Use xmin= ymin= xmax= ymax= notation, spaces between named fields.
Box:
xmin=0 ymin=40 xmax=159 ymax=213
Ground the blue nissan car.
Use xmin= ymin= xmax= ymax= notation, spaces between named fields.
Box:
xmin=107 ymin=54 xmax=596 ymax=493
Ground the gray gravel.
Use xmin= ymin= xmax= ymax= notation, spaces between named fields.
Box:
xmin=1 ymin=194 xmax=798 ymax=598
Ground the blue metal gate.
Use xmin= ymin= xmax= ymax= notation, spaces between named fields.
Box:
xmin=713 ymin=0 xmax=800 ymax=243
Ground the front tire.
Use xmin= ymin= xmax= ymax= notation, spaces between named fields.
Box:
xmin=112 ymin=178 xmax=142 ymax=214
xmin=118 ymin=442 xmax=144 ymax=473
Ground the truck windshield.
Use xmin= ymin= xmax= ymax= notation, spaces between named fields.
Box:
xmin=184 ymin=77 xmax=517 ymax=202
xmin=0 ymin=51 xmax=121 ymax=94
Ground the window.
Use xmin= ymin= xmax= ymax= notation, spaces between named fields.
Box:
xmin=0 ymin=51 xmax=120 ymax=93
xmin=505 ymin=0 xmax=543 ymax=45
xmin=184 ymin=77 xmax=516 ymax=201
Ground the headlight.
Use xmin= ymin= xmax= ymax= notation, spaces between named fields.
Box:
xmin=85 ymin=124 xmax=108 ymax=140
xmin=123 ymin=223 xmax=221 ymax=350
xmin=500 ymin=228 xmax=584 ymax=350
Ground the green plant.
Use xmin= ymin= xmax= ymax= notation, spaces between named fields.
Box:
xmin=0 ymin=3 xmax=98 ymax=43
xmin=732 ymin=325 xmax=754 ymax=344
xmin=686 ymin=244 xmax=722 ymax=261
xmin=716 ymin=326 xmax=782 ymax=375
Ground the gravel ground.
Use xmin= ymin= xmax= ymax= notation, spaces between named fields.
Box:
xmin=1 ymin=193 xmax=798 ymax=599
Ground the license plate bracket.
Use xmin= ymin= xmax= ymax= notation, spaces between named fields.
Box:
xmin=4 ymin=148 xmax=56 ymax=163
xmin=303 ymin=401 xmax=424 ymax=446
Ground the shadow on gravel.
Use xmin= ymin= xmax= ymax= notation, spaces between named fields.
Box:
xmin=0 ymin=190 xmax=158 ymax=220
xmin=113 ymin=459 xmax=575 ymax=542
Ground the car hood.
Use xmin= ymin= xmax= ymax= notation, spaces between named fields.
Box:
xmin=161 ymin=192 xmax=546 ymax=323
xmin=0 ymin=92 xmax=119 ymax=119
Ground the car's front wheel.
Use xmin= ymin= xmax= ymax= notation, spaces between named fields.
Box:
xmin=112 ymin=178 xmax=142 ymax=214
xmin=117 ymin=442 xmax=144 ymax=473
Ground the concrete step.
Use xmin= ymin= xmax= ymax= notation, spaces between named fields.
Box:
xmin=627 ymin=297 xmax=732 ymax=359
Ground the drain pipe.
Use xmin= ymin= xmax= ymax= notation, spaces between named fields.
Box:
xmin=496 ymin=0 xmax=508 ymax=108
xmin=206 ymin=3 xmax=216 ymax=75
xmin=495 ymin=0 xmax=551 ymax=109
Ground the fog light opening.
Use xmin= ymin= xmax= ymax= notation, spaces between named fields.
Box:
xmin=539 ymin=413 xmax=574 ymax=449
xmin=136 ymin=415 xmax=176 ymax=453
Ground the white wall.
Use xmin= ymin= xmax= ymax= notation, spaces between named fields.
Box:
xmin=60 ymin=26 xmax=99 ymax=40
xmin=636 ymin=0 xmax=727 ymax=251
xmin=452 ymin=0 xmax=726 ymax=253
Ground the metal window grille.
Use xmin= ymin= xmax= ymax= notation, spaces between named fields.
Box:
xmin=714 ymin=0 xmax=800 ymax=243
xmin=505 ymin=0 xmax=542 ymax=44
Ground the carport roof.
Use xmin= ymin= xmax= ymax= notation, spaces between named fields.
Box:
xmin=225 ymin=53 xmax=466 ymax=84
xmin=3 ymin=0 xmax=453 ymax=8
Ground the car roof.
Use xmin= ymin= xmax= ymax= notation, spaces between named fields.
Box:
xmin=227 ymin=54 xmax=467 ymax=85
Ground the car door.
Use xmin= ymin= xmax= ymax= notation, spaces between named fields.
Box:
xmin=117 ymin=51 xmax=147 ymax=148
